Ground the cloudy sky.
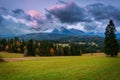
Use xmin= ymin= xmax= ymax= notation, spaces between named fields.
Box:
xmin=0 ymin=0 xmax=120 ymax=36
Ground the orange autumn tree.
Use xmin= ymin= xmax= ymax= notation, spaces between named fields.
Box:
xmin=50 ymin=48 xmax=55 ymax=56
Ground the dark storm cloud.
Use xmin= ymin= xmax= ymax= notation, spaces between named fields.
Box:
xmin=86 ymin=3 xmax=120 ymax=21
xmin=47 ymin=2 xmax=120 ymax=23
xmin=45 ymin=13 xmax=52 ymax=21
xmin=12 ymin=9 xmax=32 ymax=21
xmin=46 ymin=2 xmax=120 ymax=31
xmin=13 ymin=9 xmax=24 ymax=14
xmin=0 ymin=7 xmax=10 ymax=15
xmin=58 ymin=0 xmax=67 ymax=4
xmin=47 ymin=2 xmax=90 ymax=24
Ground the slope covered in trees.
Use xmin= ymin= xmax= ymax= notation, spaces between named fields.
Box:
xmin=0 ymin=37 xmax=105 ymax=56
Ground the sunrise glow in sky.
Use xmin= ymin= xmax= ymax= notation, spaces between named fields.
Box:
xmin=0 ymin=0 xmax=120 ymax=35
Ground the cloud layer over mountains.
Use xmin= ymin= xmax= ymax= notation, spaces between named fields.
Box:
xmin=0 ymin=1 xmax=120 ymax=36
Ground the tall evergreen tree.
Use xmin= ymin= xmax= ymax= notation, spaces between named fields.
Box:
xmin=27 ymin=39 xmax=35 ymax=56
xmin=104 ymin=20 xmax=119 ymax=57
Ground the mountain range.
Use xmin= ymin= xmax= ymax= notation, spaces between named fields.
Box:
xmin=1 ymin=26 xmax=120 ymax=41
xmin=17 ymin=27 xmax=104 ymax=41
xmin=0 ymin=24 xmax=120 ymax=41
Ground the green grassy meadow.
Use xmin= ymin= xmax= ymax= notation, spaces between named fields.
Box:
xmin=0 ymin=52 xmax=23 ymax=58
xmin=0 ymin=53 xmax=120 ymax=80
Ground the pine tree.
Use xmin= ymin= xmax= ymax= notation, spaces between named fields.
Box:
xmin=104 ymin=20 xmax=119 ymax=57
xmin=27 ymin=39 xmax=35 ymax=56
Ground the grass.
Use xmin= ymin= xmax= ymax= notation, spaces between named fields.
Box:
xmin=0 ymin=52 xmax=23 ymax=58
xmin=0 ymin=53 xmax=120 ymax=80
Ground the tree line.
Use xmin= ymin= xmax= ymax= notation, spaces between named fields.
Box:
xmin=0 ymin=37 xmax=103 ymax=56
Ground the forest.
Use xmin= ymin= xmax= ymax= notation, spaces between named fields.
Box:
xmin=0 ymin=37 xmax=104 ymax=56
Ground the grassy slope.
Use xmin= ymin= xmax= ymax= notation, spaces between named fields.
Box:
xmin=0 ymin=52 xmax=23 ymax=58
xmin=0 ymin=54 xmax=120 ymax=80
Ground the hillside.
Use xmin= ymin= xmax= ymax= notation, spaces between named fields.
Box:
xmin=18 ymin=33 xmax=104 ymax=42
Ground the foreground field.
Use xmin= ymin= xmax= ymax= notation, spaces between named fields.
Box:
xmin=0 ymin=53 xmax=120 ymax=80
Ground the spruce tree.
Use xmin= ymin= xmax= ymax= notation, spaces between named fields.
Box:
xmin=27 ymin=39 xmax=35 ymax=56
xmin=104 ymin=20 xmax=119 ymax=57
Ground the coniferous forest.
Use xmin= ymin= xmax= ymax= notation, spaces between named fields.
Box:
xmin=0 ymin=37 xmax=105 ymax=56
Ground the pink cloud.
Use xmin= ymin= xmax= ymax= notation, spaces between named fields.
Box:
xmin=28 ymin=10 xmax=43 ymax=18
xmin=50 ymin=2 xmax=74 ymax=11
xmin=50 ymin=5 xmax=65 ymax=10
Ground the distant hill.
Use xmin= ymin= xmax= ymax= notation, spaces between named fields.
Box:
xmin=18 ymin=33 xmax=104 ymax=42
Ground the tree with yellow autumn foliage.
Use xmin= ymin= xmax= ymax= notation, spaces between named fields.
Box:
xmin=50 ymin=48 xmax=55 ymax=56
